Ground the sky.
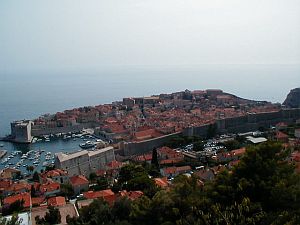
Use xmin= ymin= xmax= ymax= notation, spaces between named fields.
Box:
xmin=0 ymin=0 xmax=300 ymax=73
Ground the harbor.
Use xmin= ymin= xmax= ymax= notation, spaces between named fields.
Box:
xmin=0 ymin=131 xmax=105 ymax=175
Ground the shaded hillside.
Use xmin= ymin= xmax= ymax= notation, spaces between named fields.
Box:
xmin=283 ymin=88 xmax=300 ymax=108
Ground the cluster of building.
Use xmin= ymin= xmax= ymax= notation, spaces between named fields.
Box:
xmin=2 ymin=124 xmax=300 ymax=225
xmin=0 ymin=161 xmax=143 ymax=224
xmin=8 ymin=89 xmax=282 ymax=144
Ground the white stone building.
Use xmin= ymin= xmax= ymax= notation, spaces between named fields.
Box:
xmin=55 ymin=147 xmax=115 ymax=177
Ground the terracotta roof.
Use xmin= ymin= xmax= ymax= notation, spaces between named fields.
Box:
xmin=276 ymin=131 xmax=289 ymax=139
xmin=159 ymin=158 xmax=183 ymax=165
xmin=231 ymin=147 xmax=246 ymax=156
xmin=32 ymin=197 xmax=45 ymax=206
xmin=106 ymin=160 xmax=123 ymax=169
xmin=162 ymin=167 xmax=177 ymax=175
xmin=158 ymin=146 xmax=183 ymax=160
xmin=96 ymin=169 xmax=106 ymax=177
xmin=4 ymin=192 xmax=31 ymax=208
xmin=176 ymin=166 xmax=192 ymax=173
xmin=136 ymin=153 xmax=152 ymax=162
xmin=44 ymin=169 xmax=68 ymax=178
xmin=194 ymin=169 xmax=215 ymax=181
xmin=7 ymin=182 xmax=31 ymax=192
xmin=70 ymin=175 xmax=89 ymax=186
xmin=292 ymin=151 xmax=300 ymax=162
xmin=83 ymin=189 xmax=116 ymax=205
xmin=162 ymin=166 xmax=191 ymax=175
xmin=154 ymin=177 xmax=169 ymax=188
xmin=48 ymin=196 xmax=66 ymax=207
xmin=229 ymin=160 xmax=241 ymax=167
xmin=118 ymin=190 xmax=143 ymax=200
xmin=276 ymin=122 xmax=287 ymax=127
xmin=0 ymin=180 xmax=12 ymax=189
xmin=40 ymin=182 xmax=60 ymax=193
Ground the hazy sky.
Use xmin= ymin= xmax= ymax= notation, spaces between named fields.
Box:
xmin=0 ymin=0 xmax=299 ymax=73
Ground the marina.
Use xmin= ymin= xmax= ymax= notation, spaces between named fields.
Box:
xmin=0 ymin=131 xmax=105 ymax=174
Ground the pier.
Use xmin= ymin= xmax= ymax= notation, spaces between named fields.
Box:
xmin=0 ymin=149 xmax=7 ymax=159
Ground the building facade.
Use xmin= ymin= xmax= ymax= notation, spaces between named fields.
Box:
xmin=10 ymin=120 xmax=33 ymax=143
xmin=55 ymin=147 xmax=115 ymax=177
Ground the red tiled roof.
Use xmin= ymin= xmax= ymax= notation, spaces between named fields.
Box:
xmin=154 ymin=177 xmax=169 ymax=188
xmin=40 ymin=182 xmax=60 ymax=193
xmin=31 ymin=197 xmax=45 ymax=206
xmin=83 ymin=189 xmax=115 ymax=199
xmin=0 ymin=180 xmax=12 ymax=189
xmin=106 ymin=160 xmax=123 ymax=169
xmin=4 ymin=192 xmax=31 ymax=208
xmin=276 ymin=131 xmax=289 ymax=139
xmin=7 ymin=182 xmax=31 ymax=192
xmin=158 ymin=146 xmax=183 ymax=160
xmin=163 ymin=166 xmax=192 ymax=175
xmin=96 ymin=169 xmax=106 ymax=177
xmin=44 ymin=169 xmax=67 ymax=178
xmin=229 ymin=160 xmax=241 ymax=167
xmin=292 ymin=151 xmax=300 ymax=162
xmin=162 ymin=167 xmax=177 ymax=175
xmin=231 ymin=147 xmax=246 ymax=156
xmin=176 ymin=166 xmax=191 ymax=172
xmin=83 ymin=189 xmax=116 ymax=205
xmin=47 ymin=196 xmax=66 ymax=207
xmin=276 ymin=122 xmax=287 ymax=127
xmin=194 ymin=169 xmax=215 ymax=181
xmin=136 ymin=153 xmax=152 ymax=162
xmin=70 ymin=175 xmax=89 ymax=186
xmin=118 ymin=190 xmax=143 ymax=201
xmin=159 ymin=158 xmax=183 ymax=165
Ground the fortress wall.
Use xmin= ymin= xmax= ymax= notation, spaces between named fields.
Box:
xmin=121 ymin=132 xmax=181 ymax=156
xmin=31 ymin=123 xmax=95 ymax=136
xmin=120 ymin=108 xmax=300 ymax=156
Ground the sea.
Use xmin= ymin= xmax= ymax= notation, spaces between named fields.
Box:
xmin=0 ymin=64 xmax=300 ymax=172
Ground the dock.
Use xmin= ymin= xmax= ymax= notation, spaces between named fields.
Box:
xmin=0 ymin=149 xmax=8 ymax=159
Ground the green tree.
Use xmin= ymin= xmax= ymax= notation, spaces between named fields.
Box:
xmin=209 ymin=142 xmax=300 ymax=223
xmin=223 ymin=139 xmax=242 ymax=151
xmin=207 ymin=123 xmax=217 ymax=139
xmin=63 ymin=142 xmax=300 ymax=225
xmin=193 ymin=140 xmax=204 ymax=151
xmin=91 ymin=176 xmax=110 ymax=191
xmin=32 ymin=171 xmax=39 ymax=182
xmin=2 ymin=200 xmax=25 ymax=216
xmin=31 ymin=185 xmax=37 ymax=197
xmin=89 ymin=172 xmax=97 ymax=183
xmin=26 ymin=165 xmax=35 ymax=174
xmin=0 ymin=216 xmax=21 ymax=225
xmin=111 ymin=197 xmax=132 ymax=222
xmin=60 ymin=184 xmax=75 ymax=199
xmin=118 ymin=164 xmax=157 ymax=197
xmin=151 ymin=148 xmax=159 ymax=168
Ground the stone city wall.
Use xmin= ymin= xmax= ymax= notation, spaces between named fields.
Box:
xmin=120 ymin=108 xmax=300 ymax=156
xmin=121 ymin=132 xmax=181 ymax=156
xmin=31 ymin=123 xmax=95 ymax=136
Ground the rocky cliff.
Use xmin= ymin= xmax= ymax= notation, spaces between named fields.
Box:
xmin=283 ymin=88 xmax=300 ymax=108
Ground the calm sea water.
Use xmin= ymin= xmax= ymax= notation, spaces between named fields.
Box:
xmin=0 ymin=64 xmax=300 ymax=136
